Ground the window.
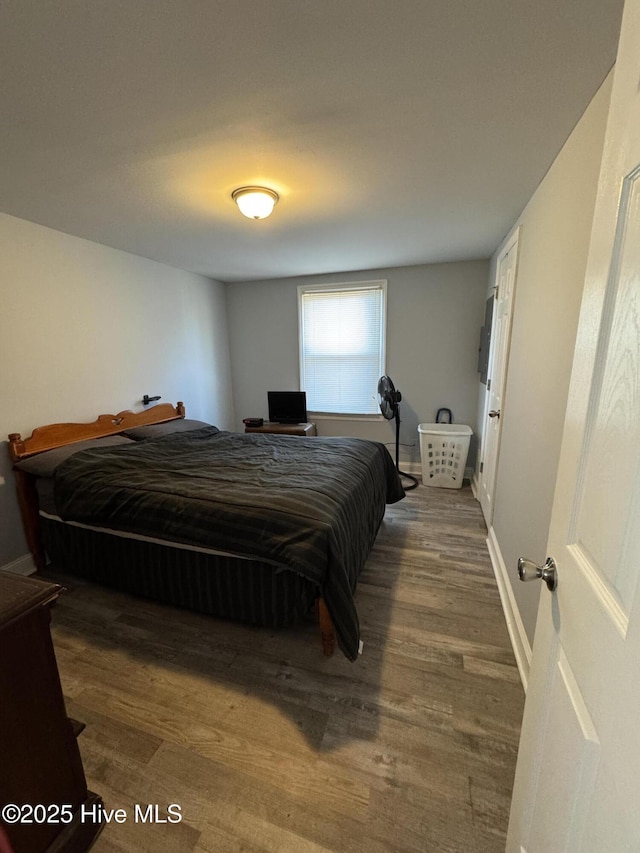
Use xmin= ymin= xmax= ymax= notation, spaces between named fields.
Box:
xmin=298 ymin=280 xmax=386 ymax=415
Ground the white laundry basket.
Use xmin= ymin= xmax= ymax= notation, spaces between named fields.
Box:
xmin=418 ymin=423 xmax=472 ymax=489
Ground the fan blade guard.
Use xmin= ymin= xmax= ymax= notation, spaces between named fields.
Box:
xmin=377 ymin=375 xmax=397 ymax=420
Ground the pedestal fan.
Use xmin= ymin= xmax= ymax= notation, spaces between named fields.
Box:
xmin=377 ymin=375 xmax=418 ymax=490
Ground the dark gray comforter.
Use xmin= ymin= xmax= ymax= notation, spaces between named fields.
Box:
xmin=53 ymin=428 xmax=404 ymax=659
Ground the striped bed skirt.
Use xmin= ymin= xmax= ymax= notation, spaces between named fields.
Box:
xmin=41 ymin=515 xmax=319 ymax=628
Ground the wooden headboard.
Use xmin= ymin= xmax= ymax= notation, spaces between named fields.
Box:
xmin=7 ymin=402 xmax=186 ymax=573
xmin=8 ymin=402 xmax=185 ymax=463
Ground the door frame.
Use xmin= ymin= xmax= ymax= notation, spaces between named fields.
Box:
xmin=477 ymin=225 xmax=521 ymax=526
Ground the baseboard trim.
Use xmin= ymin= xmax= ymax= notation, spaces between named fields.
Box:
xmin=400 ymin=461 xmax=421 ymax=476
xmin=1 ymin=554 xmax=36 ymax=576
xmin=486 ymin=526 xmax=532 ymax=692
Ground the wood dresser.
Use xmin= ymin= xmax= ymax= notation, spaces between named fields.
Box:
xmin=244 ymin=422 xmax=317 ymax=436
xmin=0 ymin=572 xmax=103 ymax=853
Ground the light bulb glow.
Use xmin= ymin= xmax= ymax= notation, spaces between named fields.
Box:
xmin=232 ymin=186 xmax=279 ymax=219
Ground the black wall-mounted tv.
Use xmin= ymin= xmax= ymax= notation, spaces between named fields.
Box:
xmin=268 ymin=391 xmax=307 ymax=424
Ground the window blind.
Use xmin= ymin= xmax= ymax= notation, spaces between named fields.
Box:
xmin=298 ymin=282 xmax=386 ymax=415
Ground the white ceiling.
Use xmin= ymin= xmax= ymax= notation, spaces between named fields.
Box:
xmin=0 ymin=1 xmax=624 ymax=282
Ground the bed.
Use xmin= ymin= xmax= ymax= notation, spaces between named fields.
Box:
xmin=8 ymin=403 xmax=404 ymax=660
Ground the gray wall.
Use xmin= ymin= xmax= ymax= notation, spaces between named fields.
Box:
xmin=226 ymin=261 xmax=488 ymax=470
xmin=0 ymin=212 xmax=235 ymax=569
xmin=476 ymin=72 xmax=613 ymax=645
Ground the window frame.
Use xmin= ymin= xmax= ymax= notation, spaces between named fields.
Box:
xmin=297 ymin=279 xmax=387 ymax=418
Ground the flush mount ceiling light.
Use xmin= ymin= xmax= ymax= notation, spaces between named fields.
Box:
xmin=231 ymin=186 xmax=279 ymax=220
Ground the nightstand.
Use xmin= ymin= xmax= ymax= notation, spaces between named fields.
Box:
xmin=244 ymin=422 xmax=317 ymax=436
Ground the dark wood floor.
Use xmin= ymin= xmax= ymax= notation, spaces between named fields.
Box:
xmin=47 ymin=484 xmax=525 ymax=852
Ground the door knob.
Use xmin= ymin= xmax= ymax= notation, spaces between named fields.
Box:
xmin=488 ymin=410 xmax=501 ymax=418
xmin=517 ymin=556 xmax=557 ymax=591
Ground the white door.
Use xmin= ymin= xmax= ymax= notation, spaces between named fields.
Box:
xmin=507 ymin=1 xmax=640 ymax=849
xmin=478 ymin=228 xmax=519 ymax=525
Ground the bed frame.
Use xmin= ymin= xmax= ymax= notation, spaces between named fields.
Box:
xmin=7 ymin=402 xmax=337 ymax=656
